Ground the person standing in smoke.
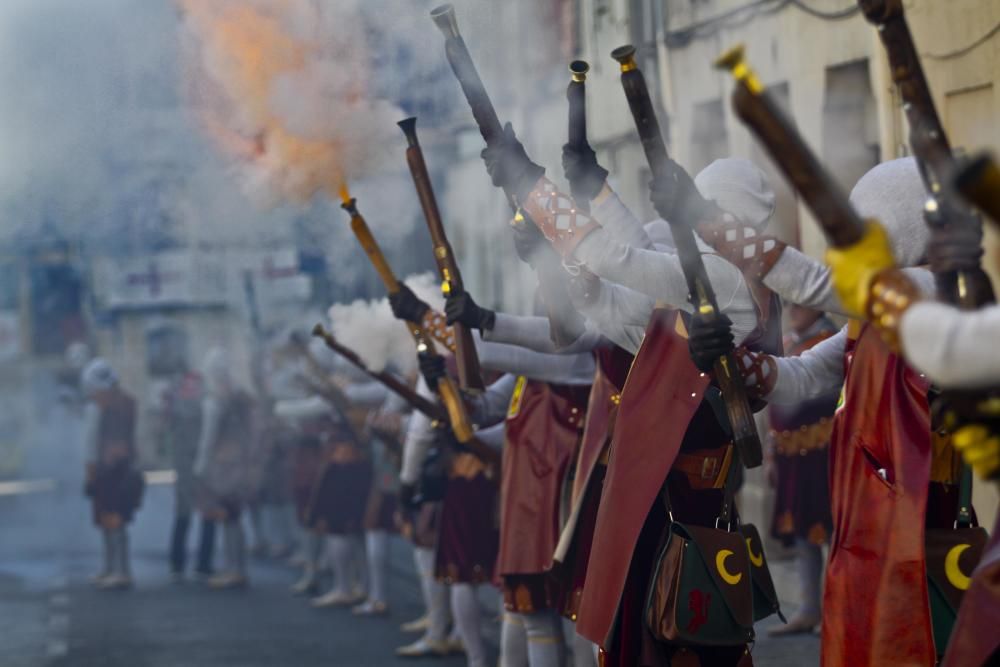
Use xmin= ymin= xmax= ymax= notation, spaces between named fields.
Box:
xmin=81 ymin=358 xmax=144 ymax=591
xmin=154 ymin=365 xmax=216 ymax=582
xmin=194 ymin=347 xmax=256 ymax=590
xmin=765 ymin=304 xmax=837 ymax=636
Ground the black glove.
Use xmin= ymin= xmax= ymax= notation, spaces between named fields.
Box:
xmin=512 ymin=215 xmax=546 ymax=265
xmin=388 ymin=283 xmax=430 ymax=324
xmin=562 ymin=142 xmax=609 ymax=202
xmin=398 ymin=482 xmax=418 ymax=510
xmin=687 ymin=313 xmax=734 ymax=373
xmin=481 ymin=122 xmax=546 ymax=202
xmin=648 ymin=159 xmax=714 ymax=224
xmin=418 ymin=352 xmax=447 ymax=389
xmin=926 ymin=210 xmax=984 ymax=274
xmin=445 ymin=289 xmax=496 ymax=331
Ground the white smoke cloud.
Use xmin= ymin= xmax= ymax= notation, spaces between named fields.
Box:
xmin=326 ymin=272 xmax=446 ymax=373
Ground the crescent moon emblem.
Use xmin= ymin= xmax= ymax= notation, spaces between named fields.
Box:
xmin=746 ymin=538 xmax=763 ymax=568
xmin=716 ymin=549 xmax=743 ymax=585
xmin=945 ymin=544 xmax=972 ymax=591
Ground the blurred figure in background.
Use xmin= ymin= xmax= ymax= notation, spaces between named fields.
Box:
xmin=194 ymin=347 xmax=256 ymax=590
xmin=154 ymin=364 xmax=216 ymax=582
xmin=82 ymin=358 xmax=144 ymax=591
xmin=767 ymin=304 xmax=839 ymax=636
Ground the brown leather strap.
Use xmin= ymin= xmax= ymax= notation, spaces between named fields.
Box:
xmin=672 ymin=445 xmax=733 ymax=490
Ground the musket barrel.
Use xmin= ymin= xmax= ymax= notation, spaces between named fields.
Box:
xmin=715 ymin=45 xmax=865 ymax=248
xmin=430 ymin=4 xmax=503 ymax=144
xmin=612 ymin=43 xmax=763 ymax=468
xmin=566 ymin=60 xmax=591 ymax=210
xmin=397 ymin=116 xmax=485 ymax=390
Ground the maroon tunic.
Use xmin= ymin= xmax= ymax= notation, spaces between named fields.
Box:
xmin=498 ymin=377 xmax=589 ymax=612
xmin=305 ymin=416 xmax=372 ymax=535
xmin=576 ymin=310 xmax=747 ymax=667
xmin=822 ymin=322 xmax=935 ymax=666
xmin=435 ymin=453 xmax=498 ymax=584
xmin=558 ymin=345 xmax=632 ymax=620
xmin=768 ymin=320 xmax=838 ymax=546
xmin=90 ymin=388 xmax=142 ymax=525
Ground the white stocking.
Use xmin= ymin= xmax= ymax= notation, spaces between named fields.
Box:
xmin=500 ymin=613 xmax=529 ymax=667
xmin=451 ymin=583 xmax=487 ymax=667
xmin=414 ymin=547 xmax=448 ymax=642
xmin=522 ymin=610 xmax=565 ymax=667
xmin=223 ymin=519 xmax=246 ymax=576
xmin=327 ymin=535 xmax=353 ymax=595
xmin=365 ymin=530 xmax=389 ymax=604
xmin=561 ymin=619 xmax=597 ymax=667
xmin=797 ymin=538 xmax=824 ymax=618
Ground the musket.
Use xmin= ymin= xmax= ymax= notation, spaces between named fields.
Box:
xmin=611 ymin=44 xmax=763 ymax=469
xmin=311 ymin=323 xmax=444 ymax=420
xmin=312 ymin=323 xmax=501 ymax=471
xmin=953 ymin=153 xmax=1000 ymax=230
xmin=566 ymin=60 xmax=592 ymax=212
xmin=430 ymin=4 xmax=590 ymax=349
xmin=714 ymin=46 xmax=866 ymax=248
xmin=717 ymin=48 xmax=1000 ymax=483
xmin=397 ymin=116 xmax=485 ymax=391
xmin=857 ymin=0 xmax=995 ymax=308
xmin=339 ymin=194 xmax=480 ymax=448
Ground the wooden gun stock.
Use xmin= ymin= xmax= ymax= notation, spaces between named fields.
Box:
xmin=857 ymin=0 xmax=995 ymax=308
xmin=611 ymin=44 xmax=763 ymax=468
xmin=340 ymin=197 xmax=477 ymax=446
xmin=312 ymin=323 xmax=500 ymax=471
xmin=715 ymin=46 xmax=866 ymax=248
xmin=398 ymin=117 xmax=485 ymax=391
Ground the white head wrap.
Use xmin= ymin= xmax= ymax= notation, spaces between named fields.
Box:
xmin=81 ymin=358 xmax=117 ymax=395
xmin=694 ymin=158 xmax=776 ymax=230
xmin=848 ymin=157 xmax=929 ymax=268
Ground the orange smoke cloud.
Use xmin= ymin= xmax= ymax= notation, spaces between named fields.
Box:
xmin=179 ymin=0 xmax=395 ymax=202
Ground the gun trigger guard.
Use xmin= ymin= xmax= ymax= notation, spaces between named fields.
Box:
xmin=561 ymin=259 xmax=582 ymax=277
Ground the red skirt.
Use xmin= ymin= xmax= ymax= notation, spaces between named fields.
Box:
xmin=363 ymin=489 xmax=398 ymax=532
xmin=770 ymin=445 xmax=832 ymax=546
xmin=435 ymin=455 xmax=498 ymax=584
xmin=561 ymin=464 xmax=605 ymax=620
xmin=90 ymin=462 xmax=143 ymax=525
xmin=291 ymin=443 xmax=322 ymax=525
xmin=306 ymin=453 xmax=372 ymax=535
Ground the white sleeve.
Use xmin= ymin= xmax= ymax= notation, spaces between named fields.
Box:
xmin=483 ymin=313 xmax=603 ymax=354
xmin=474 ymin=422 xmax=507 ymax=452
xmin=767 ymin=328 xmax=848 ymax=405
xmin=901 ymin=301 xmax=1000 ymax=389
xmin=400 ymin=377 xmax=438 ymax=485
xmin=344 ymin=381 xmax=390 ymax=407
xmin=194 ymin=397 xmax=222 ymax=475
xmin=466 ymin=374 xmax=518 ymax=427
xmin=590 ymin=188 xmax=653 ymax=249
xmin=576 ymin=280 xmax=653 ymax=354
xmin=475 ymin=339 xmax=595 ymax=385
xmin=763 ymin=247 xmax=937 ymax=317
xmin=82 ymin=402 xmax=100 ymax=465
xmin=573 ymin=233 xmax=758 ymax=343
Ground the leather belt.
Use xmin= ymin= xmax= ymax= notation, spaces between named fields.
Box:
xmin=672 ymin=444 xmax=733 ymax=490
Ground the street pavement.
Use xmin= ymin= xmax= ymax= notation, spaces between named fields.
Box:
xmin=0 ymin=482 xmax=818 ymax=666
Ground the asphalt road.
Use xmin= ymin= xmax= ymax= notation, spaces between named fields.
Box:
xmin=0 ymin=482 xmax=818 ymax=666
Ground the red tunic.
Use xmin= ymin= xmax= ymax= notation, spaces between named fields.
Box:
xmin=822 ymin=322 xmax=935 ymax=666
xmin=575 ymin=310 xmax=710 ymax=646
xmin=497 ymin=377 xmax=589 ymax=577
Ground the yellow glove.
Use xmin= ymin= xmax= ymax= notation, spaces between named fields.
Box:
xmin=825 ymin=221 xmax=896 ymax=318
xmin=953 ymin=424 xmax=1000 ymax=480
